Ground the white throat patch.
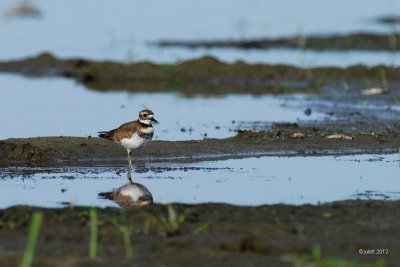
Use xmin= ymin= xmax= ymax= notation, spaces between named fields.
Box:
xmin=139 ymin=119 xmax=152 ymax=125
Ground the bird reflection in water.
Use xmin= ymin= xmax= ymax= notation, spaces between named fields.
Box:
xmin=98 ymin=168 xmax=153 ymax=208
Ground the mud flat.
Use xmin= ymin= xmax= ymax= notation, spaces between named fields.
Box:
xmin=156 ymin=32 xmax=400 ymax=51
xmin=1 ymin=124 xmax=399 ymax=166
xmin=377 ymin=16 xmax=400 ymax=25
xmin=0 ymin=201 xmax=398 ymax=267
xmin=1 ymin=53 xmax=400 ymax=95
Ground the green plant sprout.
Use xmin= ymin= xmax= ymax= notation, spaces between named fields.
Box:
xmin=112 ymin=211 xmax=133 ymax=261
xmin=89 ymin=208 xmax=98 ymax=260
xmin=379 ymin=68 xmax=388 ymax=89
xmin=142 ymin=205 xmax=185 ymax=236
xmin=19 ymin=212 xmax=43 ymax=267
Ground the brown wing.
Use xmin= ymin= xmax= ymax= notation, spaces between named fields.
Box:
xmin=98 ymin=121 xmax=140 ymax=142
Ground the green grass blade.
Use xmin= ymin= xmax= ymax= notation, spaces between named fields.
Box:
xmin=19 ymin=211 xmax=43 ymax=267
xmin=120 ymin=226 xmax=133 ymax=261
xmin=379 ymin=68 xmax=388 ymax=88
xmin=89 ymin=208 xmax=98 ymax=260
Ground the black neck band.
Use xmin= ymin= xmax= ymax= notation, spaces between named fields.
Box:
xmin=140 ymin=121 xmax=152 ymax=127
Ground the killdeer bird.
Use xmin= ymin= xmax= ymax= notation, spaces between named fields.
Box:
xmin=98 ymin=109 xmax=157 ymax=168
xmin=98 ymin=170 xmax=153 ymax=207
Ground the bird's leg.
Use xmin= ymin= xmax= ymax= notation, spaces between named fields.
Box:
xmin=127 ymin=167 xmax=133 ymax=184
xmin=127 ymin=150 xmax=134 ymax=183
xmin=127 ymin=150 xmax=132 ymax=170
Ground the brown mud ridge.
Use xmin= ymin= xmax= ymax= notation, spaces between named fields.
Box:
xmin=378 ymin=16 xmax=400 ymax=25
xmin=157 ymin=32 xmax=400 ymax=51
xmin=1 ymin=53 xmax=400 ymax=95
xmin=1 ymin=124 xmax=399 ymax=166
xmin=0 ymin=201 xmax=398 ymax=267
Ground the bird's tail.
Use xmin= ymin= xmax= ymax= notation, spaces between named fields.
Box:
xmin=98 ymin=130 xmax=114 ymax=140
xmin=98 ymin=191 xmax=114 ymax=200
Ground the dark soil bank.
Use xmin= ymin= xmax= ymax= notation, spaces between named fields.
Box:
xmin=1 ymin=53 xmax=400 ymax=95
xmin=156 ymin=32 xmax=400 ymax=51
xmin=0 ymin=201 xmax=398 ymax=267
xmin=378 ymin=16 xmax=400 ymax=25
xmin=1 ymin=126 xmax=399 ymax=166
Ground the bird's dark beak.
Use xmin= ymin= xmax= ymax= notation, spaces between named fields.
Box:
xmin=151 ymin=118 xmax=158 ymax=123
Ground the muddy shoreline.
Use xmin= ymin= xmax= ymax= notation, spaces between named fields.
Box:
xmin=378 ymin=16 xmax=400 ymax=25
xmin=1 ymin=125 xmax=399 ymax=166
xmin=0 ymin=201 xmax=398 ymax=267
xmin=1 ymin=53 xmax=400 ymax=95
xmin=156 ymin=32 xmax=400 ymax=51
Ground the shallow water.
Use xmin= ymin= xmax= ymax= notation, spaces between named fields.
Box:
xmin=0 ymin=73 xmax=324 ymax=140
xmin=1 ymin=0 xmax=400 ymax=66
xmin=0 ymin=154 xmax=399 ymax=208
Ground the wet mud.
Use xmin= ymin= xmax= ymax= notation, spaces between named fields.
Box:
xmin=0 ymin=201 xmax=398 ymax=267
xmin=1 ymin=124 xmax=399 ymax=166
xmin=156 ymin=32 xmax=400 ymax=51
xmin=2 ymin=53 xmax=400 ymax=95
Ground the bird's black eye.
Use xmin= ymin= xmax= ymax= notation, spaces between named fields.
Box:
xmin=143 ymin=114 xmax=148 ymax=117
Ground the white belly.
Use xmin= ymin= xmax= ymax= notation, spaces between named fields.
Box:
xmin=120 ymin=132 xmax=149 ymax=151
xmin=120 ymin=183 xmax=153 ymax=204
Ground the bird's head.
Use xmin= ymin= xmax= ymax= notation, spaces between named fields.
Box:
xmin=139 ymin=109 xmax=158 ymax=125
